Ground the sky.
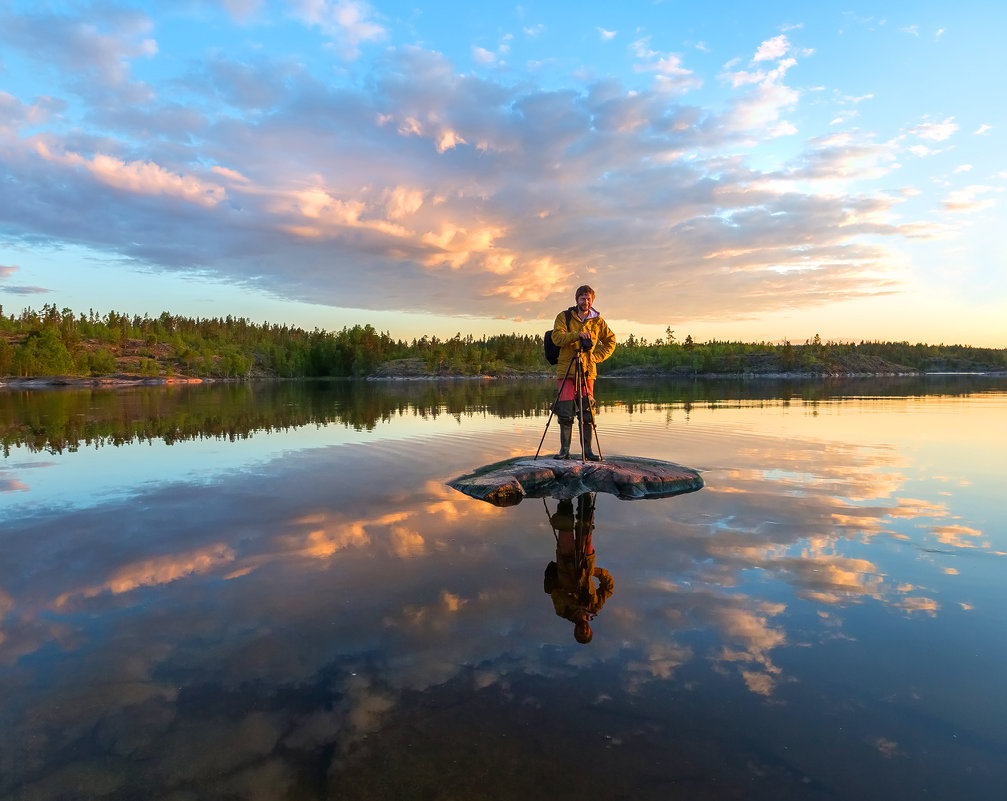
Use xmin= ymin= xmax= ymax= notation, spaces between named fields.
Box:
xmin=0 ymin=0 xmax=1004 ymax=347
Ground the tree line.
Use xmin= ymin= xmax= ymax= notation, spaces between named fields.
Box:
xmin=0 ymin=304 xmax=1004 ymax=379
xmin=0 ymin=304 xmax=545 ymax=378
xmin=608 ymin=332 xmax=1007 ymax=374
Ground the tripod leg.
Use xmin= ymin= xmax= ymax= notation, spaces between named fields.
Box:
xmin=571 ymin=360 xmax=601 ymax=462
xmin=535 ymin=356 xmax=577 ymax=460
xmin=584 ymin=392 xmax=602 ymax=461
xmin=575 ymin=359 xmax=587 ymax=463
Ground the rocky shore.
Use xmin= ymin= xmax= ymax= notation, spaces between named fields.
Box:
xmin=0 ymin=375 xmax=209 ymax=389
xmin=4 ymin=358 xmax=1004 ymax=389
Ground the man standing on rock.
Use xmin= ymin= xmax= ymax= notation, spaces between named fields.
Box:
xmin=550 ymin=284 xmax=616 ymax=460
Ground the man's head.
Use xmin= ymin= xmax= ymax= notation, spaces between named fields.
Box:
xmin=574 ymin=285 xmax=595 ymax=313
xmin=574 ymin=285 xmax=595 ymax=303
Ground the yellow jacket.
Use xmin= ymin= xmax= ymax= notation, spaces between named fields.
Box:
xmin=550 ymin=307 xmax=616 ymax=380
xmin=547 ymin=551 xmax=615 ymax=621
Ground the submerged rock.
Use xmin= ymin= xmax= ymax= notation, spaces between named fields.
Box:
xmin=448 ymin=455 xmax=704 ymax=505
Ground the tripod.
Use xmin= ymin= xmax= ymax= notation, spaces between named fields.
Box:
xmin=544 ymin=493 xmax=597 ymax=570
xmin=534 ymin=351 xmax=603 ymax=462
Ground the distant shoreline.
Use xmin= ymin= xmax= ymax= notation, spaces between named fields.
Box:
xmin=4 ymin=369 xmax=1006 ymax=390
xmin=0 ymin=375 xmax=213 ymax=389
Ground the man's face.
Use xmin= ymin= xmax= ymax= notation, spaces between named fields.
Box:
xmin=576 ymin=292 xmax=593 ymax=310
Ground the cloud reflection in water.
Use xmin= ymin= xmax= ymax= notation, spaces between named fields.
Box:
xmin=0 ymin=390 xmax=1004 ymax=798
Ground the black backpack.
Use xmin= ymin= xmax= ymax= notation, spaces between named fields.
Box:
xmin=544 ymin=309 xmax=573 ymax=364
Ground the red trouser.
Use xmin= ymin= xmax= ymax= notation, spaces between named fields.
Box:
xmin=555 ymin=377 xmax=595 ymax=424
xmin=556 ymin=377 xmax=594 ymax=401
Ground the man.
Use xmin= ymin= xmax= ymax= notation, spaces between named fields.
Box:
xmin=550 ymin=284 xmax=616 ymax=460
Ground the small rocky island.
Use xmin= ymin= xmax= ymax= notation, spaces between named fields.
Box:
xmin=448 ymin=455 xmax=704 ymax=505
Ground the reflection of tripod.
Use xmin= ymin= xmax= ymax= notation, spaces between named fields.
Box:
xmin=543 ymin=492 xmax=612 ymax=645
xmin=535 ymin=350 xmax=603 ymax=462
xmin=545 ymin=493 xmax=597 ymax=572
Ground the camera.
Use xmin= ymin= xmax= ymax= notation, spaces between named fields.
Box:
xmin=579 ymin=336 xmax=593 ymax=352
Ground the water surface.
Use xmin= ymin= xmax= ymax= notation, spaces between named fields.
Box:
xmin=1 ymin=377 xmax=1005 ymax=800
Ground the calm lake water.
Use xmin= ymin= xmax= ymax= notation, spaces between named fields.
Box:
xmin=1 ymin=376 xmax=1005 ymax=800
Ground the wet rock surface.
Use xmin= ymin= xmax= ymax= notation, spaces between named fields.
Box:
xmin=448 ymin=455 xmax=704 ymax=505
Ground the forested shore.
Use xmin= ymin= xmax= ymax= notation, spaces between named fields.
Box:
xmin=1 ymin=304 xmax=1005 ymax=384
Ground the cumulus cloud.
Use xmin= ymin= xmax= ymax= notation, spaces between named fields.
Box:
xmin=909 ymin=116 xmax=959 ymax=142
xmin=203 ymin=52 xmax=305 ymax=111
xmin=33 ymin=142 xmax=227 ymax=207
xmin=0 ymin=5 xmax=156 ymax=87
xmin=718 ymin=37 xmax=801 ymax=135
xmin=753 ymin=34 xmax=791 ymax=62
xmin=220 ymin=0 xmax=266 ymax=21
xmin=0 ymin=5 xmax=960 ymax=329
xmin=0 ymin=91 xmax=67 ymax=135
xmin=631 ymin=38 xmax=702 ymax=92
xmin=290 ymin=0 xmax=385 ymax=60
xmin=941 ymin=184 xmax=1000 ymax=213
xmin=472 ymin=46 xmax=496 ymax=65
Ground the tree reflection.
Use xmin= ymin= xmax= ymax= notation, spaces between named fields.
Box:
xmin=3 ymin=374 xmax=1001 ymax=455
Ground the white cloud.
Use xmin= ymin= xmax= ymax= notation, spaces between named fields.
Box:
xmin=908 ymin=117 xmax=959 ymax=142
xmin=753 ymin=34 xmax=790 ymax=62
xmin=942 ymin=185 xmax=1000 ymax=213
xmin=721 ymin=57 xmax=800 ymax=133
xmin=830 ymin=110 xmax=859 ymax=125
xmin=221 ymin=0 xmax=265 ymax=21
xmin=632 ymin=42 xmax=702 ymax=93
xmin=291 ymin=0 xmax=385 ymax=60
xmin=597 ymin=27 xmax=617 ymax=41
xmin=212 ymin=165 xmax=252 ymax=184
xmin=472 ymin=46 xmax=496 ymax=65
xmin=34 ymin=142 xmax=227 ymax=208
xmin=385 ymin=186 xmax=424 ymax=219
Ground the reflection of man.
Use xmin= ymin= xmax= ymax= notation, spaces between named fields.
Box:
xmin=550 ymin=285 xmax=616 ymax=460
xmin=544 ymin=494 xmax=613 ymax=644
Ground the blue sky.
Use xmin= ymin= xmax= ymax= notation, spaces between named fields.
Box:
xmin=1 ymin=0 xmax=1003 ymax=345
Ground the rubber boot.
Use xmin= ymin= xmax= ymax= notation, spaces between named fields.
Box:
xmin=583 ymin=425 xmax=601 ymax=461
xmin=555 ymin=421 xmax=573 ymax=459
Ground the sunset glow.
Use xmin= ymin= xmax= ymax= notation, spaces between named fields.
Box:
xmin=1 ymin=1 xmax=1003 ymax=345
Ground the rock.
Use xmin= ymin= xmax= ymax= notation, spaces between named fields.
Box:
xmin=447 ymin=455 xmax=704 ymax=505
